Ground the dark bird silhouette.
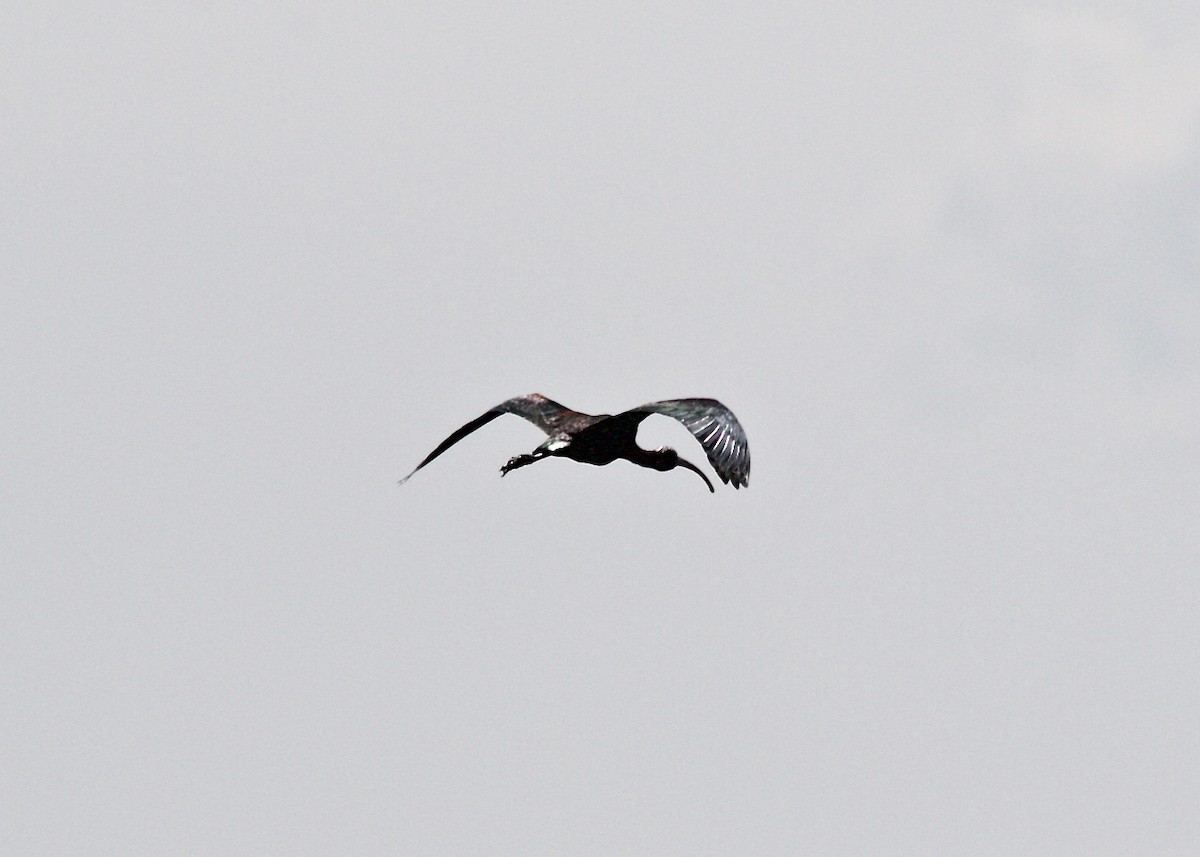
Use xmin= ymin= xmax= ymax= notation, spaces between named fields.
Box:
xmin=398 ymin=394 xmax=750 ymax=493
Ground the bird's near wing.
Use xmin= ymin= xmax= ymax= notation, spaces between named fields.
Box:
xmin=623 ymin=398 xmax=751 ymax=489
xmin=398 ymin=394 xmax=578 ymax=484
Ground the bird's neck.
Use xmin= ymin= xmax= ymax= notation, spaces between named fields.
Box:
xmin=629 ymin=446 xmax=675 ymax=472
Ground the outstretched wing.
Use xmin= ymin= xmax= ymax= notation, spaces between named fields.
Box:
xmin=398 ymin=394 xmax=578 ymax=484
xmin=621 ymin=398 xmax=750 ymax=489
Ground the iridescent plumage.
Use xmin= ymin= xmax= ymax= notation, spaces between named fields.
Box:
xmin=399 ymin=393 xmax=750 ymax=493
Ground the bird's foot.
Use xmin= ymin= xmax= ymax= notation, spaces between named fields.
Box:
xmin=500 ymin=454 xmax=534 ymax=476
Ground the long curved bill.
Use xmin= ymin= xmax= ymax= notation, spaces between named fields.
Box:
xmin=676 ymin=456 xmax=715 ymax=493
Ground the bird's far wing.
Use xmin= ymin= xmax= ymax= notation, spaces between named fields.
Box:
xmin=624 ymin=399 xmax=751 ymax=488
xmin=495 ymin=393 xmax=579 ymax=434
xmin=398 ymin=394 xmax=577 ymax=484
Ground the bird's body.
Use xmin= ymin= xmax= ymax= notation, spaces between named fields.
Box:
xmin=398 ymin=394 xmax=750 ymax=493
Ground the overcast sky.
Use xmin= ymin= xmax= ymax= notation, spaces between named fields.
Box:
xmin=4 ymin=4 xmax=1199 ymax=855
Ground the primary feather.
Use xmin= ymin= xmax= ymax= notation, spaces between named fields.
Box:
xmin=618 ymin=398 xmax=751 ymax=488
xmin=399 ymin=393 xmax=750 ymax=492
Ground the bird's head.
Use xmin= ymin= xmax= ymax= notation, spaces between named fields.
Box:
xmin=653 ymin=447 xmax=715 ymax=493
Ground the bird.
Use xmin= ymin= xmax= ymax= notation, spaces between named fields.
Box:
xmin=398 ymin=394 xmax=750 ymax=493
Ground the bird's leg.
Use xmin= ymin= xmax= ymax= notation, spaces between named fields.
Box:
xmin=500 ymin=436 xmax=569 ymax=477
xmin=500 ymin=447 xmax=549 ymax=477
xmin=500 ymin=454 xmax=535 ymax=475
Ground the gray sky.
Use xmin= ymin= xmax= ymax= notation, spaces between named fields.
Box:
xmin=4 ymin=4 xmax=1199 ymax=855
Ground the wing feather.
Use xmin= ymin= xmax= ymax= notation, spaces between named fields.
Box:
xmin=398 ymin=394 xmax=578 ymax=484
xmin=621 ymin=398 xmax=751 ymax=489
